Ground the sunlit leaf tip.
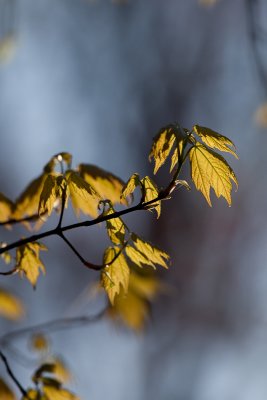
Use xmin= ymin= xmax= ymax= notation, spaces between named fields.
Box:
xmin=131 ymin=233 xmax=169 ymax=269
xmin=141 ymin=176 xmax=161 ymax=218
xmin=120 ymin=173 xmax=140 ymax=204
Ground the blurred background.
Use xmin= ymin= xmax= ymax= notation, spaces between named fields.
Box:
xmin=1 ymin=0 xmax=267 ymax=399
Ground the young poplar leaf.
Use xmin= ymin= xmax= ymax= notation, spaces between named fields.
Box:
xmin=149 ymin=127 xmax=176 ymax=174
xmin=0 ymin=193 xmax=13 ymax=222
xmin=101 ymin=247 xmax=129 ymax=305
xmin=16 ymin=242 xmax=47 ymax=288
xmin=189 ymin=143 xmax=238 ymax=206
xmin=66 ymin=170 xmax=100 ymax=218
xmin=120 ymin=173 xmax=140 ymax=203
xmin=141 ymin=176 xmax=161 ymax=218
xmin=131 ymin=233 xmax=169 ymax=269
xmin=0 ymin=377 xmax=16 ymax=400
xmin=193 ymin=125 xmax=238 ymax=158
xmin=13 ymin=173 xmax=48 ymax=220
xmin=79 ymin=164 xmax=127 ymax=205
xmin=125 ymin=245 xmax=154 ymax=268
xmin=0 ymin=288 xmax=25 ymax=320
xmin=38 ymin=174 xmax=67 ymax=217
xmin=104 ymin=204 xmax=126 ymax=245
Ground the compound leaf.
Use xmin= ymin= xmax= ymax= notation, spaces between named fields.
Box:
xmin=79 ymin=164 xmax=127 ymax=205
xmin=131 ymin=233 xmax=169 ymax=269
xmin=0 ymin=288 xmax=24 ymax=320
xmin=141 ymin=176 xmax=161 ymax=218
xmin=66 ymin=170 xmax=100 ymax=218
xmin=16 ymin=242 xmax=47 ymax=288
xmin=101 ymin=247 xmax=129 ymax=305
xmin=189 ymin=143 xmax=238 ymax=206
xmin=193 ymin=125 xmax=238 ymax=158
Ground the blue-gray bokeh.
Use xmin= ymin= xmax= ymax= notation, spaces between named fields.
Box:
xmin=1 ymin=0 xmax=267 ymax=399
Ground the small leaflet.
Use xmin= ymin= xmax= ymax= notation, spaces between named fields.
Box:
xmin=104 ymin=204 xmax=126 ymax=245
xmin=79 ymin=164 xmax=127 ymax=205
xmin=101 ymin=247 xmax=129 ymax=305
xmin=0 ymin=377 xmax=16 ymax=400
xmin=193 ymin=125 xmax=238 ymax=158
xmin=125 ymin=245 xmax=154 ymax=268
xmin=0 ymin=288 xmax=24 ymax=320
xmin=38 ymin=174 xmax=67 ymax=217
xmin=131 ymin=233 xmax=169 ymax=269
xmin=141 ymin=176 xmax=161 ymax=218
xmin=16 ymin=242 xmax=47 ymax=288
xmin=66 ymin=170 xmax=100 ymax=218
xmin=0 ymin=193 xmax=13 ymax=223
xmin=189 ymin=143 xmax=238 ymax=206
xmin=149 ymin=127 xmax=176 ymax=174
xmin=120 ymin=173 xmax=140 ymax=203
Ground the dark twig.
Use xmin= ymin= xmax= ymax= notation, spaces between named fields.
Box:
xmin=0 ymin=350 xmax=28 ymax=397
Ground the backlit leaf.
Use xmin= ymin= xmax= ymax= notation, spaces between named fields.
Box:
xmin=193 ymin=125 xmax=238 ymax=158
xmin=38 ymin=175 xmax=67 ymax=217
xmin=66 ymin=170 xmax=100 ymax=218
xmin=0 ymin=377 xmax=16 ymax=400
xmin=43 ymin=385 xmax=80 ymax=400
xmin=50 ymin=357 xmax=71 ymax=383
xmin=120 ymin=173 xmax=140 ymax=203
xmin=104 ymin=205 xmax=126 ymax=245
xmin=0 ymin=243 xmax=12 ymax=264
xmin=16 ymin=242 xmax=47 ymax=287
xmin=125 ymin=245 xmax=154 ymax=268
xmin=0 ymin=36 xmax=16 ymax=63
xmin=254 ymin=102 xmax=267 ymax=128
xmin=189 ymin=143 xmax=238 ymax=206
xmin=0 ymin=288 xmax=24 ymax=320
xmin=141 ymin=176 xmax=161 ymax=218
xmin=30 ymin=333 xmax=49 ymax=353
xmin=149 ymin=127 xmax=176 ymax=174
xmin=0 ymin=193 xmax=13 ymax=223
xmin=101 ymin=247 xmax=129 ymax=305
xmin=131 ymin=233 xmax=169 ymax=269
xmin=22 ymin=389 xmax=43 ymax=400
xmin=79 ymin=164 xmax=127 ymax=205
xmin=13 ymin=174 xmax=47 ymax=220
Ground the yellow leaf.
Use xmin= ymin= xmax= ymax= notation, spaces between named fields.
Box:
xmin=104 ymin=205 xmax=126 ymax=245
xmin=129 ymin=271 xmax=161 ymax=299
xmin=43 ymin=386 xmax=80 ymax=400
xmin=22 ymin=389 xmax=42 ymax=400
xmin=50 ymin=357 xmax=72 ymax=383
xmin=0 ymin=193 xmax=13 ymax=223
xmin=193 ymin=125 xmax=238 ymax=158
xmin=0 ymin=288 xmax=24 ymax=320
xmin=131 ymin=233 xmax=169 ymax=269
xmin=0 ymin=36 xmax=16 ymax=63
xmin=254 ymin=102 xmax=267 ymax=128
xmin=149 ymin=127 xmax=176 ymax=174
xmin=0 ymin=243 xmax=12 ymax=264
xmin=13 ymin=174 xmax=47 ymax=219
xmin=38 ymin=174 xmax=67 ymax=217
xmin=189 ymin=143 xmax=238 ymax=206
xmin=79 ymin=164 xmax=127 ymax=205
xmin=120 ymin=173 xmax=140 ymax=203
xmin=0 ymin=377 xmax=16 ymax=400
xmin=66 ymin=170 xmax=100 ymax=218
xmin=125 ymin=245 xmax=154 ymax=268
xmin=16 ymin=242 xmax=47 ymax=287
xmin=101 ymin=247 xmax=129 ymax=305
xmin=141 ymin=176 xmax=161 ymax=218
xmin=30 ymin=333 xmax=49 ymax=353
xmin=199 ymin=0 xmax=219 ymax=6
xmin=44 ymin=153 xmax=73 ymax=173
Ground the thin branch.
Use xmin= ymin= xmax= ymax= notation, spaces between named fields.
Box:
xmin=0 ymin=213 xmax=40 ymax=227
xmin=0 ymin=308 xmax=107 ymax=345
xmin=0 ymin=266 xmax=18 ymax=276
xmin=0 ymin=350 xmax=27 ymax=397
xmin=57 ymin=187 xmax=67 ymax=229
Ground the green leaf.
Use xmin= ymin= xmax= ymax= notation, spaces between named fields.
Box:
xmin=131 ymin=233 xmax=169 ymax=269
xmin=0 ymin=288 xmax=25 ymax=320
xmin=141 ymin=176 xmax=161 ymax=218
xmin=79 ymin=164 xmax=127 ymax=205
xmin=193 ymin=125 xmax=238 ymax=158
xmin=104 ymin=204 xmax=126 ymax=245
xmin=66 ymin=170 xmax=100 ymax=218
xmin=120 ymin=173 xmax=140 ymax=203
xmin=16 ymin=242 xmax=47 ymax=288
xmin=101 ymin=247 xmax=129 ymax=305
xmin=189 ymin=143 xmax=238 ymax=206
